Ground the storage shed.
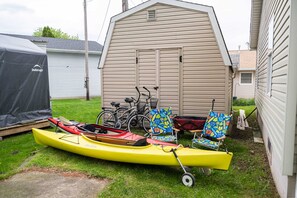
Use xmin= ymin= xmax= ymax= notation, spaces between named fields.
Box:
xmin=99 ymin=0 xmax=233 ymax=116
xmin=0 ymin=35 xmax=51 ymax=128
xmin=1 ymin=34 xmax=102 ymax=99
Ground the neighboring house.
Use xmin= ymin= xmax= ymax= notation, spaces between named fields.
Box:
xmin=1 ymin=33 xmax=102 ymax=99
xmin=229 ymin=50 xmax=256 ymax=99
xmin=250 ymin=0 xmax=297 ymax=197
xmin=99 ymin=0 xmax=233 ymax=116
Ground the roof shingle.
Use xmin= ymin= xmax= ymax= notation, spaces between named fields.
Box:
xmin=0 ymin=33 xmax=103 ymax=52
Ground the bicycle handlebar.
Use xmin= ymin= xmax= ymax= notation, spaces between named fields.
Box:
xmin=135 ymin=86 xmax=140 ymax=103
xmin=143 ymin=86 xmax=151 ymax=99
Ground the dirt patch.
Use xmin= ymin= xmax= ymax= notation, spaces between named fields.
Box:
xmin=0 ymin=168 xmax=110 ymax=198
xmin=230 ymin=114 xmax=278 ymax=196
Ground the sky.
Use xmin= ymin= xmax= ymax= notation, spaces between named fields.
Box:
xmin=0 ymin=0 xmax=251 ymax=50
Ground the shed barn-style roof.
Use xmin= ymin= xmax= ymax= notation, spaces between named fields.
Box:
xmin=99 ymin=0 xmax=232 ymax=68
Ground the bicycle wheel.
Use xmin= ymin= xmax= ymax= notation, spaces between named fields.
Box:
xmin=96 ymin=110 xmax=116 ymax=127
xmin=127 ymin=114 xmax=150 ymax=134
xmin=115 ymin=107 xmax=131 ymax=127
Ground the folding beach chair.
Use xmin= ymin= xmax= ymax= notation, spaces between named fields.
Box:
xmin=192 ymin=111 xmax=232 ymax=151
xmin=149 ymin=107 xmax=179 ymax=143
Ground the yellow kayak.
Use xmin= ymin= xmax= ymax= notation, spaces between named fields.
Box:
xmin=32 ymin=128 xmax=233 ymax=170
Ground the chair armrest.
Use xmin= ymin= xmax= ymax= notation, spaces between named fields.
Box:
xmin=173 ymin=127 xmax=180 ymax=132
xmin=216 ymin=136 xmax=226 ymax=140
xmin=188 ymin=129 xmax=203 ymax=133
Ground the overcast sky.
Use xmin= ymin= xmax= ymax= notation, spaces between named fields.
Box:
xmin=0 ymin=0 xmax=251 ymax=50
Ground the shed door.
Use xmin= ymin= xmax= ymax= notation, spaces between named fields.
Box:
xmin=137 ymin=49 xmax=156 ymax=91
xmin=136 ymin=48 xmax=181 ymax=115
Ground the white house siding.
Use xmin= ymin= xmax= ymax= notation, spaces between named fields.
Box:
xmin=102 ymin=3 xmax=231 ymax=116
xmin=47 ymin=52 xmax=101 ymax=99
xmin=233 ymin=71 xmax=255 ymax=99
xmin=255 ymin=0 xmax=291 ymax=196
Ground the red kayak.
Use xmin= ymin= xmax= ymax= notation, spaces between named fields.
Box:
xmin=48 ymin=117 xmax=176 ymax=146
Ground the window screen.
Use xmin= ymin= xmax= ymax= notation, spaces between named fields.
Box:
xmin=240 ymin=73 xmax=252 ymax=84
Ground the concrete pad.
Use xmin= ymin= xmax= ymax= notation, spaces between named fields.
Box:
xmin=0 ymin=170 xmax=110 ymax=198
xmin=253 ymin=130 xmax=264 ymax=144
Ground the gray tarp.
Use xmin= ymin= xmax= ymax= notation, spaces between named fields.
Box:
xmin=0 ymin=35 xmax=51 ymax=127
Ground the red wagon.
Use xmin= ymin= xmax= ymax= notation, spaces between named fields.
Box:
xmin=173 ymin=116 xmax=207 ymax=132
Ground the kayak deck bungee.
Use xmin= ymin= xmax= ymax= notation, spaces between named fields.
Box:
xmin=32 ymin=128 xmax=233 ymax=170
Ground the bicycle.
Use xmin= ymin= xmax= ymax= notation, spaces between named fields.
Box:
xmin=96 ymin=87 xmax=150 ymax=134
xmin=127 ymin=86 xmax=159 ymax=134
xmin=142 ymin=86 xmax=159 ymax=117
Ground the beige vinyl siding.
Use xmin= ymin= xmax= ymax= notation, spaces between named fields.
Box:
xmin=102 ymin=3 xmax=230 ymax=115
xmin=137 ymin=49 xmax=158 ymax=100
xmin=255 ymin=0 xmax=290 ymax=174
xmin=159 ymin=48 xmax=180 ymax=114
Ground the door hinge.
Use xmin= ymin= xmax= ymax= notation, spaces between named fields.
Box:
xmin=179 ymin=55 xmax=182 ymax=63
xmin=136 ymin=57 xmax=138 ymax=64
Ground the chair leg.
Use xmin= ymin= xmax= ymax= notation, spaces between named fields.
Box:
xmin=191 ymin=132 xmax=197 ymax=148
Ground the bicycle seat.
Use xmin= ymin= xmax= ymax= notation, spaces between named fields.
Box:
xmin=110 ymin=102 xmax=120 ymax=108
xmin=124 ymin=97 xmax=134 ymax=103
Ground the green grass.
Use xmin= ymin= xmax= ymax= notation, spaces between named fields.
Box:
xmin=51 ymin=97 xmax=101 ymax=123
xmin=233 ymin=98 xmax=255 ymax=106
xmin=0 ymin=99 xmax=278 ymax=197
xmin=0 ymin=132 xmax=43 ymax=179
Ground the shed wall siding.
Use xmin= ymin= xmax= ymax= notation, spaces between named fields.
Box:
xmin=255 ymin=0 xmax=291 ymax=196
xmin=102 ymin=3 xmax=229 ymax=116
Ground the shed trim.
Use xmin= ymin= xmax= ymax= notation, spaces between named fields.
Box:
xmin=98 ymin=0 xmax=231 ymax=69
xmin=47 ymin=48 xmax=101 ymax=55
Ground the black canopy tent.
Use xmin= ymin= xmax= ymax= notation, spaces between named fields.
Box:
xmin=0 ymin=35 xmax=51 ymax=127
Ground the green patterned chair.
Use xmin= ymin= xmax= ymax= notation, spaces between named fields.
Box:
xmin=149 ymin=107 xmax=179 ymax=143
xmin=192 ymin=111 xmax=232 ymax=151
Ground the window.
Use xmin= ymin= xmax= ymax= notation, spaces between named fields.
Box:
xmin=267 ymin=53 xmax=273 ymax=96
xmin=268 ymin=16 xmax=274 ymax=50
xmin=147 ymin=10 xmax=156 ymax=21
xmin=240 ymin=73 xmax=253 ymax=84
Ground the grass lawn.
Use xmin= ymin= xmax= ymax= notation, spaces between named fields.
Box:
xmin=0 ymin=98 xmax=279 ymax=197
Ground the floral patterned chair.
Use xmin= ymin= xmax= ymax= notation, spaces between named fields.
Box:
xmin=149 ymin=107 xmax=179 ymax=143
xmin=192 ymin=111 xmax=232 ymax=151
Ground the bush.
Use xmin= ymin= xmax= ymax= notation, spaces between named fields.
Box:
xmin=233 ymin=98 xmax=255 ymax=106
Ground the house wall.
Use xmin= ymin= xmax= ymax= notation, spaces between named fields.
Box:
xmin=47 ymin=52 xmax=101 ymax=99
xmin=233 ymin=71 xmax=255 ymax=99
xmin=255 ymin=0 xmax=293 ymax=196
xmin=102 ymin=3 xmax=231 ymax=116
xmin=230 ymin=50 xmax=256 ymax=99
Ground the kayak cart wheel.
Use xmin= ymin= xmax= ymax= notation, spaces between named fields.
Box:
xmin=181 ymin=173 xmax=195 ymax=187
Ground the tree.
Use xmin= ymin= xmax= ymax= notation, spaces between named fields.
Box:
xmin=41 ymin=26 xmax=55 ymax=38
xmin=33 ymin=26 xmax=79 ymax=40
